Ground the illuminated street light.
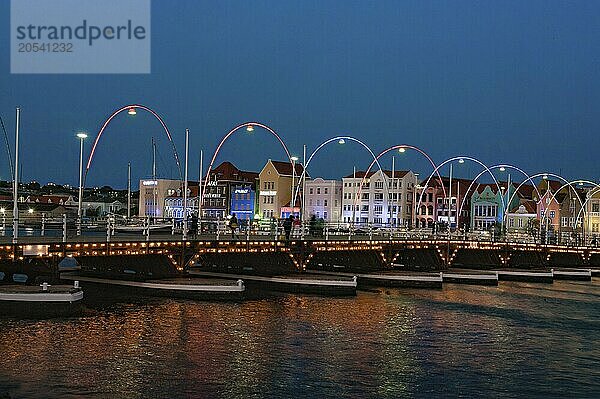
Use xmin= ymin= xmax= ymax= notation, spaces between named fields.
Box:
xmin=338 ymin=138 xmax=345 ymax=144
xmin=28 ymin=208 xmax=33 ymax=214
xmin=458 ymin=158 xmax=465 ymax=164
xmin=76 ymin=132 xmax=88 ymax=235
xmin=291 ymin=156 xmax=299 ymax=161
xmin=543 ymin=174 xmax=548 ymax=180
xmin=127 ymin=108 xmax=137 ymax=116
xmin=499 ymin=166 xmax=506 ymax=172
xmin=246 ymin=125 xmax=254 ymax=132
xmin=398 ymin=148 xmax=406 ymax=153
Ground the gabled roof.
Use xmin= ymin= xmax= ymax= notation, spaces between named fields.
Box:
xmin=517 ymin=184 xmax=535 ymax=200
xmin=474 ymin=183 xmax=501 ymax=194
xmin=270 ymin=160 xmax=305 ymax=176
xmin=538 ymin=179 xmax=563 ymax=193
xmin=208 ymin=161 xmax=259 ymax=181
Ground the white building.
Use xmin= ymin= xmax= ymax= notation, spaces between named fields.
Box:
xmin=304 ymin=177 xmax=342 ymax=223
xmin=341 ymin=169 xmax=417 ymax=227
xmin=138 ymin=179 xmax=182 ymax=218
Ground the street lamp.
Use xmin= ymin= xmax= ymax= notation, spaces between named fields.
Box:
xmin=76 ymin=132 xmax=88 ymax=236
xmin=398 ymin=148 xmax=406 ymax=153
xmin=246 ymin=125 xmax=254 ymax=132
xmin=127 ymin=108 xmax=137 ymax=116
xmin=338 ymin=138 xmax=345 ymax=144
xmin=28 ymin=208 xmax=33 ymax=214
xmin=291 ymin=156 xmax=299 ymax=218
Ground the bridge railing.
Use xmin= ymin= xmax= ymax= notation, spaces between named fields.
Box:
xmin=0 ymin=215 xmax=597 ymax=248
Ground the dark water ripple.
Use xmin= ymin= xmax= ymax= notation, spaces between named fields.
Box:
xmin=0 ymin=280 xmax=599 ymax=398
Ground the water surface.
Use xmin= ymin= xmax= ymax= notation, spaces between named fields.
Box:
xmin=0 ymin=280 xmax=598 ymax=398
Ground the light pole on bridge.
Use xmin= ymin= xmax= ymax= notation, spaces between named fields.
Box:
xmin=76 ymin=132 xmax=88 ymax=236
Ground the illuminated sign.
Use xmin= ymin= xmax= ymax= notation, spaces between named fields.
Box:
xmin=142 ymin=180 xmax=157 ymax=186
xmin=234 ymin=189 xmax=249 ymax=194
xmin=259 ymin=191 xmax=277 ymax=196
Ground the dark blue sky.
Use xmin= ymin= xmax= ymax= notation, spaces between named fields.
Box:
xmin=1 ymin=0 xmax=600 ymax=188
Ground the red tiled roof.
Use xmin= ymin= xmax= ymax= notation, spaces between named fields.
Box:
xmin=517 ymin=184 xmax=535 ymax=200
xmin=26 ymin=195 xmax=73 ymax=204
xmin=208 ymin=161 xmax=259 ymax=181
xmin=270 ymin=160 xmax=305 ymax=176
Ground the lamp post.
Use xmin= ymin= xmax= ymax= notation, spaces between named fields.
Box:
xmin=1 ymin=208 xmax=5 ymax=234
xmin=127 ymin=162 xmax=131 ymax=219
xmin=12 ymin=107 xmax=20 ymax=244
xmin=76 ymin=132 xmax=88 ymax=236
xmin=183 ymin=128 xmax=189 ymax=240
xmin=291 ymin=156 xmax=299 ymax=218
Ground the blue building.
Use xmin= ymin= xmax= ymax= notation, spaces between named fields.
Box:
xmin=230 ymin=183 xmax=256 ymax=221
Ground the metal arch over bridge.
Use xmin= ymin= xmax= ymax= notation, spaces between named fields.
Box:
xmin=84 ymin=104 xmax=183 ymax=185
xmin=202 ymin=122 xmax=293 ymax=207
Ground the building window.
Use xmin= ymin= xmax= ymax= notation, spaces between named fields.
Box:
xmin=324 ymin=199 xmax=328 ymax=206
xmin=317 ymin=187 xmax=321 ymax=194
xmin=324 ymin=188 xmax=328 ymax=194
xmin=375 ymin=181 xmax=383 ymax=189
xmin=309 ymin=188 xmax=314 ymax=194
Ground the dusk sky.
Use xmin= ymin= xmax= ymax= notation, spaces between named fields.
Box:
xmin=1 ymin=0 xmax=600 ymax=188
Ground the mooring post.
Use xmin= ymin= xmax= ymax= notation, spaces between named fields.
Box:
xmin=62 ymin=214 xmax=67 ymax=243
xmin=146 ymin=215 xmax=150 ymax=242
xmin=41 ymin=213 xmax=45 ymax=237
xmin=106 ymin=218 xmax=111 ymax=243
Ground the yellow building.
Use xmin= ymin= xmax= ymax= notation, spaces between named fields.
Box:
xmin=584 ymin=188 xmax=600 ymax=238
xmin=258 ymin=160 xmax=305 ymax=219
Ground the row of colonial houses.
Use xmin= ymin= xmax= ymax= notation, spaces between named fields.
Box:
xmin=139 ymin=160 xmax=600 ymax=240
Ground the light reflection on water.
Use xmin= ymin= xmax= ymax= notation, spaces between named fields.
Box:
xmin=0 ymin=280 xmax=599 ymax=398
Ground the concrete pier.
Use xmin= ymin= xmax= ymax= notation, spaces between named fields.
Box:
xmin=306 ymin=270 xmax=443 ymax=288
xmin=188 ymin=270 xmax=357 ymax=296
xmin=0 ymin=284 xmax=83 ymax=317
xmin=442 ymin=272 xmax=499 ymax=286
xmin=61 ymin=272 xmax=244 ymax=300
xmin=551 ymin=269 xmax=592 ymax=281
xmin=495 ymin=270 xmax=554 ymax=283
